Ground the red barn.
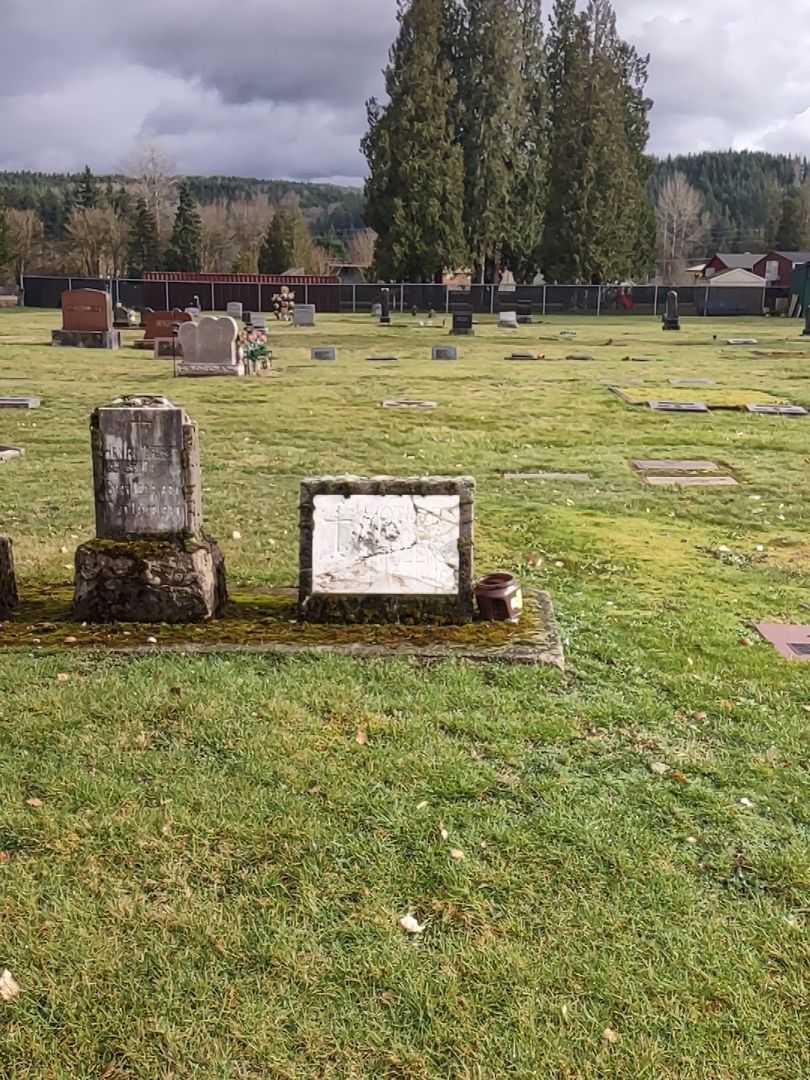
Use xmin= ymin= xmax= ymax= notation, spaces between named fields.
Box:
xmin=753 ymin=251 xmax=810 ymax=288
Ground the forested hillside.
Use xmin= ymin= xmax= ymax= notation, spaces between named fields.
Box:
xmin=651 ymin=151 xmax=809 ymax=252
xmin=0 ymin=171 xmax=365 ymax=243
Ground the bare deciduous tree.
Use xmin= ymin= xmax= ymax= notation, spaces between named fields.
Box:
xmin=66 ymin=208 xmax=114 ymax=276
xmin=122 ymin=142 xmax=177 ymax=243
xmin=200 ymin=203 xmax=237 ymax=271
xmin=346 ymin=227 xmax=377 ymax=268
xmin=656 ymin=173 xmax=711 ymax=284
xmin=229 ymin=197 xmax=274 ymax=273
xmin=7 ymin=209 xmax=44 ymax=284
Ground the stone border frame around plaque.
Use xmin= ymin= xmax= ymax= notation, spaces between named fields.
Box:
xmin=298 ymin=475 xmax=475 ymax=624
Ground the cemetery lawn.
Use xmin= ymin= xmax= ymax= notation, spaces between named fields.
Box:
xmin=2 ymin=307 xmax=810 ymax=1079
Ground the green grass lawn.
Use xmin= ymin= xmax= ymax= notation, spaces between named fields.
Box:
xmin=1 ymin=308 xmax=810 ymax=1078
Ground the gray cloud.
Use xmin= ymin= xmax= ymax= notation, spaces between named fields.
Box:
xmin=0 ymin=0 xmax=809 ymax=185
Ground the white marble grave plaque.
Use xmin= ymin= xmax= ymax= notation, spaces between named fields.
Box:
xmin=312 ymin=493 xmax=461 ymax=595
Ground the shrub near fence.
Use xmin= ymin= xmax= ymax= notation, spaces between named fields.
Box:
xmin=20 ymin=276 xmax=792 ymax=317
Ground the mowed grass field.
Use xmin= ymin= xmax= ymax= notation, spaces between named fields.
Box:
xmin=1 ymin=307 xmax=810 ymax=1078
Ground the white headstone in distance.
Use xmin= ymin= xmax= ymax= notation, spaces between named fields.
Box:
xmin=294 ymin=304 xmax=316 ymax=327
xmin=226 ymin=302 xmax=244 ymax=319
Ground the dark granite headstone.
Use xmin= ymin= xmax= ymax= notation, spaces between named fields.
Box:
xmin=380 ymin=288 xmax=392 ymax=326
xmin=0 ymin=536 xmax=18 ymax=616
xmin=662 ymin=290 xmax=680 ymax=331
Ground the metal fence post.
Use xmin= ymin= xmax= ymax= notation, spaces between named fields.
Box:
xmin=304 ymin=284 xmax=308 ymax=305
xmin=210 ymin=283 xmax=215 ymax=312
xmin=68 ymin=277 xmax=72 ymax=292
xmin=542 ymin=285 xmax=547 ymax=316
xmin=352 ymin=284 xmax=356 ymax=313
xmin=596 ymin=285 xmax=602 ymax=317
xmin=653 ymin=285 xmax=659 ymax=316
xmin=445 ymin=286 xmax=450 ymax=314
xmin=165 ymin=281 xmax=170 ymax=309
xmin=490 ymin=286 xmax=495 ymax=315
xmin=400 ymin=283 xmax=404 ymax=312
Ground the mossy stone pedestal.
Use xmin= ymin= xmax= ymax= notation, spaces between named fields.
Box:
xmin=72 ymin=536 xmax=227 ymax=623
xmin=0 ymin=536 xmax=18 ymax=616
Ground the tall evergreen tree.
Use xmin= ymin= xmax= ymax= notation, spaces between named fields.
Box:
xmin=454 ymin=0 xmax=525 ymax=282
xmin=776 ymin=187 xmax=802 ymax=250
xmin=362 ymin=0 xmax=466 ymax=280
xmin=0 ymin=197 xmax=9 ymax=273
xmin=543 ymin=0 xmax=652 ymax=281
xmin=500 ymin=0 xmax=548 ymax=279
xmin=164 ymin=181 xmax=203 ymax=272
xmin=127 ymin=196 xmax=160 ymax=276
xmin=75 ymin=166 xmax=98 ymax=210
xmin=259 ymin=210 xmax=295 ymax=273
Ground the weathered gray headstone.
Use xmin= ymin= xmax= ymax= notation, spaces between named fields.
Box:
xmin=644 ymin=475 xmax=738 ymax=488
xmin=250 ymin=313 xmax=268 ymax=330
xmin=299 ymin=475 xmax=475 ymax=624
xmin=0 ymin=536 xmax=18 ymax=616
xmin=72 ymin=396 xmax=226 ymax=623
xmin=498 ymin=311 xmax=519 ymax=329
xmin=176 ymin=316 xmax=244 ymax=377
xmin=294 ymin=304 xmax=316 ymax=327
xmin=662 ymin=290 xmax=680 ymax=331
xmin=632 ymin=459 xmax=719 ymax=473
xmin=226 ymin=302 xmax=244 ymax=319
xmin=371 ymin=303 xmax=383 ymax=317
xmin=648 ymin=400 xmax=709 ymax=412
xmin=91 ymin=397 xmax=202 ymax=540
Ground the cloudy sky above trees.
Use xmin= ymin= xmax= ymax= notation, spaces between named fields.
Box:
xmin=1 ymin=0 xmax=808 ymax=185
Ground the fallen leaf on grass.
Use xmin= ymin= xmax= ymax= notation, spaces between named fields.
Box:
xmin=380 ymin=990 xmax=397 ymax=1006
xmin=449 ymin=848 xmax=465 ymax=862
xmin=602 ymin=1027 xmax=620 ymax=1045
xmin=650 ymin=762 xmax=669 ymax=776
xmin=416 ymin=800 xmax=428 ymax=811
xmin=25 ymin=798 xmax=43 ymax=808
xmin=0 ymin=969 xmax=20 ymax=1001
xmin=439 ymin=823 xmax=449 ymax=841
xmin=55 ymin=673 xmax=69 ymax=683
xmin=355 ymin=729 xmax=368 ymax=746
xmin=670 ymin=770 xmax=689 ymax=784
xmin=0 ymin=852 xmax=9 ymax=864
xmin=399 ymin=914 xmax=425 ymax=934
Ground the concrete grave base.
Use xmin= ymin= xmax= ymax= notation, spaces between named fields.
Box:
xmin=72 ymin=535 xmax=227 ymax=623
xmin=0 ymin=537 xmax=18 ymax=616
xmin=52 ymin=329 xmax=121 ymax=349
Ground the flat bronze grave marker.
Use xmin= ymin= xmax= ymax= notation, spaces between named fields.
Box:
xmin=649 ymin=400 xmax=710 ymax=413
xmin=669 ymin=379 xmax=715 ymax=387
xmin=0 ymin=396 xmax=40 ymax=409
xmin=382 ymin=399 xmax=437 ymax=410
xmin=504 ymin=352 xmax=541 ymax=361
xmin=753 ymin=623 xmax=810 ymax=660
xmin=745 ymin=404 xmax=808 ymax=416
xmin=643 ymin=475 xmax=738 ymax=488
xmin=504 ymin=471 xmax=591 ymax=482
xmin=367 ymin=355 xmax=399 ymax=362
xmin=632 ymin=459 xmax=719 ymax=473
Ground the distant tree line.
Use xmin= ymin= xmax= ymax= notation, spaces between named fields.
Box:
xmin=362 ymin=0 xmax=654 ymax=284
xmin=0 ymin=153 xmax=368 ymax=282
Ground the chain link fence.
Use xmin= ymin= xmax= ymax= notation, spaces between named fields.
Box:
xmin=20 ymin=276 xmax=792 ymax=318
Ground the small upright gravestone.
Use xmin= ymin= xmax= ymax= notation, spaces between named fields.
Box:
xmin=432 ymin=345 xmax=458 ymax=361
xmin=294 ymin=304 xmax=316 ymax=327
xmin=176 ymin=316 xmax=244 ymax=376
xmin=226 ymin=301 xmax=244 ymax=320
xmin=803 ymin=307 xmax=810 ymax=337
xmin=0 ymin=536 xmax=18 ymax=616
xmin=298 ymin=475 xmax=475 ymax=624
xmin=498 ymin=310 xmax=519 ymax=329
xmin=662 ymin=290 xmax=681 ymax=331
xmin=72 ymin=396 xmax=227 ymax=623
xmin=52 ymin=290 xmax=121 ymax=349
xmin=312 ymin=346 xmax=337 ymax=362
xmin=380 ymin=288 xmax=392 ymax=326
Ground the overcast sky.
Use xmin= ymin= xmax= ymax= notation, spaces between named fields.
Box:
xmin=1 ymin=0 xmax=808 ymax=186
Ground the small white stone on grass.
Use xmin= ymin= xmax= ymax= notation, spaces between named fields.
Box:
xmin=231 ymin=530 xmax=242 ymax=541
xmin=650 ymin=762 xmax=669 ymax=776
xmin=739 ymin=797 xmax=754 ymax=808
xmin=449 ymin=848 xmax=465 ymax=862
xmin=0 ymin=969 xmax=20 ymax=1001
xmin=399 ymin=914 xmax=425 ymax=934
xmin=146 ymin=636 xmax=158 ymax=645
